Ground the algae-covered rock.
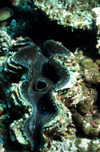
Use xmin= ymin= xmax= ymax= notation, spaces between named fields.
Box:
xmin=0 ymin=7 xmax=13 ymax=22
xmin=33 ymin=0 xmax=99 ymax=30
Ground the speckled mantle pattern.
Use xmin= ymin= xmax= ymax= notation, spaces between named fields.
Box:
xmin=9 ymin=37 xmax=71 ymax=151
xmin=0 ymin=34 xmax=100 ymax=152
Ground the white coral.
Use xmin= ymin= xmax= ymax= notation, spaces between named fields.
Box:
xmin=0 ymin=30 xmax=11 ymax=52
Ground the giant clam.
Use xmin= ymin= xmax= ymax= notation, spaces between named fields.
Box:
xmin=7 ymin=37 xmax=72 ymax=151
xmin=1 ymin=36 xmax=100 ymax=152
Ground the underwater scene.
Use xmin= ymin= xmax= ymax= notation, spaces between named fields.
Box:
xmin=0 ymin=0 xmax=100 ymax=152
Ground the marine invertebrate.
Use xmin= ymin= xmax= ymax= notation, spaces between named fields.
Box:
xmin=8 ymin=38 xmax=72 ymax=151
xmin=0 ymin=36 xmax=100 ymax=152
xmin=0 ymin=1 xmax=99 ymax=151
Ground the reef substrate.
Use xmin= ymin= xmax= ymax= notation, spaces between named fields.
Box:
xmin=0 ymin=0 xmax=100 ymax=152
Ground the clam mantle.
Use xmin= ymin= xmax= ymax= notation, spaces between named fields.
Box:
xmin=8 ymin=37 xmax=77 ymax=151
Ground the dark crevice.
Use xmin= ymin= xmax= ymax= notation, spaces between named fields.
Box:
xmin=6 ymin=5 xmax=98 ymax=59
xmin=36 ymin=81 xmax=47 ymax=90
xmin=42 ymin=63 xmax=61 ymax=84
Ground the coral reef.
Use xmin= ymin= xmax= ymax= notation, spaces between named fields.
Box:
xmin=2 ymin=35 xmax=100 ymax=151
xmin=43 ymin=138 xmax=100 ymax=152
xmin=0 ymin=30 xmax=11 ymax=54
xmin=0 ymin=36 xmax=100 ymax=152
xmin=33 ymin=0 xmax=99 ymax=30
xmin=5 ymin=38 xmax=75 ymax=151
xmin=41 ymin=50 xmax=100 ymax=152
xmin=92 ymin=7 xmax=100 ymax=54
xmin=0 ymin=0 xmax=100 ymax=152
